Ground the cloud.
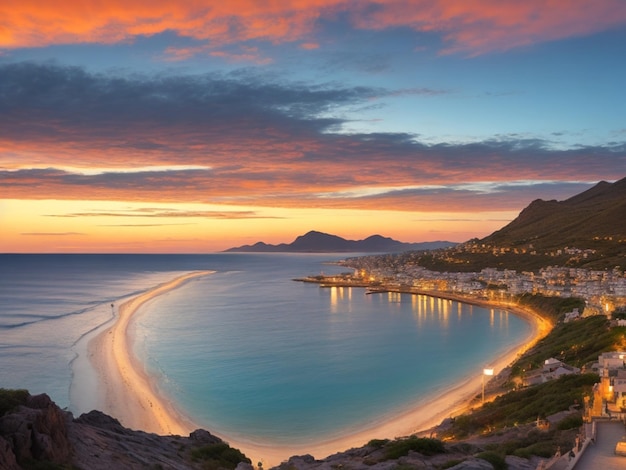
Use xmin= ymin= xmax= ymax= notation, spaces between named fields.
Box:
xmin=1 ymin=63 xmax=625 ymax=212
xmin=387 ymin=88 xmax=450 ymax=97
xmin=97 ymin=223 xmax=196 ymax=227
xmin=163 ymin=44 xmax=273 ymax=64
xmin=1 ymin=1 xmax=624 ymax=56
xmin=0 ymin=62 xmax=363 ymax=144
xmin=20 ymin=232 xmax=85 ymax=236
xmin=45 ymin=207 xmax=283 ymax=219
xmin=350 ymin=0 xmax=626 ymax=56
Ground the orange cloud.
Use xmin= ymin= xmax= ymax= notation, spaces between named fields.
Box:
xmin=300 ymin=42 xmax=320 ymax=50
xmin=0 ymin=0 xmax=338 ymax=48
xmin=1 ymin=63 xmax=622 ymax=214
xmin=1 ymin=1 xmax=624 ymax=55
xmin=356 ymin=0 xmax=626 ymax=55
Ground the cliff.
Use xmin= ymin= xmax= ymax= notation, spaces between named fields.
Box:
xmin=0 ymin=390 xmax=250 ymax=470
xmin=0 ymin=390 xmax=546 ymax=470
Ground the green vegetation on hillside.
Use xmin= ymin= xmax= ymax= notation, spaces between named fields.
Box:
xmin=408 ymin=240 xmax=626 ymax=272
xmin=520 ymin=295 xmax=580 ymax=316
xmin=0 ymin=388 xmax=29 ymax=417
xmin=442 ymin=373 xmax=597 ymax=440
xmin=515 ymin=293 xmax=585 ymax=322
xmin=365 ymin=436 xmax=446 ymax=461
xmin=190 ymin=442 xmax=251 ymax=470
xmin=434 ymin=311 xmax=626 ymax=461
xmin=510 ymin=316 xmax=626 ymax=377
xmin=350 ymin=238 xmax=625 ymax=273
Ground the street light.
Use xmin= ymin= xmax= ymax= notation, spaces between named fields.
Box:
xmin=482 ymin=368 xmax=494 ymax=403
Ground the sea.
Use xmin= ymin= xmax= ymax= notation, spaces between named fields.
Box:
xmin=0 ymin=253 xmax=530 ymax=445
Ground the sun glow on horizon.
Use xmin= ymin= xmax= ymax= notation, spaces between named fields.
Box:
xmin=0 ymin=199 xmax=514 ymax=253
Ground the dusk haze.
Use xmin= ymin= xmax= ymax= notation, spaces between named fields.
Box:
xmin=1 ymin=2 xmax=626 ymax=470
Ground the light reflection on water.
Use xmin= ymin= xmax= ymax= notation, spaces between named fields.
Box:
xmin=137 ymin=270 xmax=530 ymax=444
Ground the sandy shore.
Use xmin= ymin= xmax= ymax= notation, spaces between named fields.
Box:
xmin=87 ymin=275 xmax=552 ymax=467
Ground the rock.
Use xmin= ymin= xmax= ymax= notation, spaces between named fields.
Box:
xmin=236 ymin=462 xmax=255 ymax=470
xmin=189 ymin=428 xmax=222 ymax=445
xmin=0 ymin=392 xmax=72 ymax=466
xmin=278 ymin=454 xmax=318 ymax=470
xmin=0 ymin=388 xmax=542 ymax=470
xmin=505 ymin=455 xmax=540 ymax=470
xmin=447 ymin=458 xmax=494 ymax=469
xmin=0 ymin=435 xmax=20 ymax=470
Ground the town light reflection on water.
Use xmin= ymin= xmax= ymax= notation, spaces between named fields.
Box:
xmin=327 ymin=285 xmax=512 ymax=335
xmin=329 ymin=286 xmax=352 ymax=313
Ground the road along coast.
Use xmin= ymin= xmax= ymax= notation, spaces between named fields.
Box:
xmin=86 ymin=272 xmax=552 ymax=467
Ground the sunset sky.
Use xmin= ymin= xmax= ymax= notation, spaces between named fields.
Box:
xmin=1 ymin=1 xmax=625 ymax=253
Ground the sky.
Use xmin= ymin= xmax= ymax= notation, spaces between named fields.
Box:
xmin=1 ymin=1 xmax=625 ymax=253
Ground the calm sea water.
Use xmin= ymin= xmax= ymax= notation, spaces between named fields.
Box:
xmin=0 ymin=254 xmax=530 ymax=443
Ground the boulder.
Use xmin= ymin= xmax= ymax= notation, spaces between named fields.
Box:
xmin=0 ymin=392 xmax=72 ymax=466
xmin=0 ymin=435 xmax=19 ymax=470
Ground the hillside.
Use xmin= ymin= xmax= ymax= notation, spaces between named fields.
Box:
xmin=483 ymin=177 xmax=626 ymax=250
xmin=0 ymin=389 xmax=580 ymax=470
xmin=225 ymin=230 xmax=456 ymax=253
xmin=409 ymin=177 xmax=626 ymax=272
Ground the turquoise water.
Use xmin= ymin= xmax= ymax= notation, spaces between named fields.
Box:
xmin=0 ymin=254 xmax=530 ymax=444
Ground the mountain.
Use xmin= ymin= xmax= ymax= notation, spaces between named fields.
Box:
xmin=394 ymin=177 xmax=626 ymax=272
xmin=482 ymin=176 xmax=626 ymax=249
xmin=225 ymin=230 xmax=457 ymax=253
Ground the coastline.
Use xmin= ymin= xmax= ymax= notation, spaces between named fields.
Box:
xmin=215 ymin=289 xmax=552 ymax=466
xmin=85 ymin=273 xmax=552 ymax=467
xmin=87 ymin=270 xmax=214 ymax=435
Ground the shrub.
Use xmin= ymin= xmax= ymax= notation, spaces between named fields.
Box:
xmin=383 ymin=436 xmax=445 ymax=460
xmin=513 ymin=441 xmax=555 ymax=459
xmin=0 ymin=388 xmax=29 ymax=417
xmin=190 ymin=443 xmax=251 ymax=470
xmin=557 ymin=413 xmax=583 ymax=431
xmin=367 ymin=438 xmax=389 ymax=449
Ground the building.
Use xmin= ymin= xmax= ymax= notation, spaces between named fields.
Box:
xmin=590 ymin=351 xmax=626 ymax=414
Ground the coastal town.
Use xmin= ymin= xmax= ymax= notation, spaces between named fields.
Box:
xmin=312 ymin=243 xmax=626 ymax=317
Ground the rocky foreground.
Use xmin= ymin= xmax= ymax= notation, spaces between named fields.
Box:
xmin=0 ymin=391 xmax=545 ymax=470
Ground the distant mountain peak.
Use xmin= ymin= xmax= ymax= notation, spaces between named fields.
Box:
xmin=225 ymin=231 xmax=457 ymax=253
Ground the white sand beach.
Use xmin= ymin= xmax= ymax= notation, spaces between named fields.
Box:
xmin=87 ymin=273 xmax=552 ymax=467
xmin=87 ymin=271 xmax=214 ymax=436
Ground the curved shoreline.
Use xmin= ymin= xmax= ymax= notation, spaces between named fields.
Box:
xmin=86 ymin=274 xmax=552 ymax=467
xmin=87 ymin=271 xmax=214 ymax=435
